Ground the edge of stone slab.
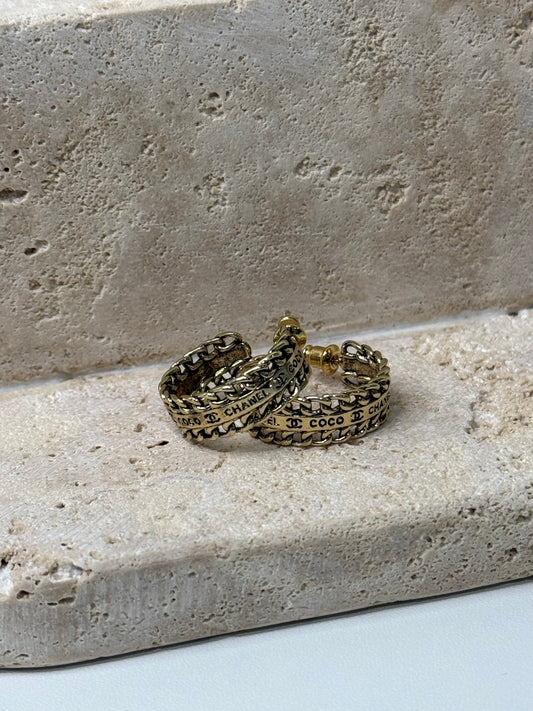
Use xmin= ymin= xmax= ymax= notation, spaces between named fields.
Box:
xmin=7 ymin=578 xmax=532 ymax=673
xmin=0 ymin=0 xmax=228 ymax=27
xmin=1 ymin=496 xmax=532 ymax=668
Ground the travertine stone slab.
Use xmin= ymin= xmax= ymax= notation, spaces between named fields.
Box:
xmin=0 ymin=310 xmax=532 ymax=667
xmin=1 ymin=0 xmax=533 ymax=382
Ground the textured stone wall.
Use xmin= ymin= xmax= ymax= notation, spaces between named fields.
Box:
xmin=1 ymin=0 xmax=532 ymax=382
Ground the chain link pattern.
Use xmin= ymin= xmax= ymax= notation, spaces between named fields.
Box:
xmin=249 ymin=340 xmax=390 ymax=446
xmin=159 ymin=330 xmax=310 ymax=442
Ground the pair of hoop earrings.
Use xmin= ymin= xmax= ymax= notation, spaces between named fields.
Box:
xmin=159 ymin=315 xmax=390 ymax=447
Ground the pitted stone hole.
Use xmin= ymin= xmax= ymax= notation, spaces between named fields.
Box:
xmin=134 ymin=423 xmax=145 ymax=432
xmin=49 ymin=563 xmax=85 ymax=581
xmin=16 ymin=590 xmax=31 ymax=599
xmin=55 ymin=502 xmax=65 ymax=509
xmin=57 ymin=596 xmax=75 ymax=604
xmin=24 ymin=239 xmax=48 ymax=256
xmin=0 ymin=188 xmax=28 ymax=204
xmin=459 ymin=506 xmax=478 ymax=518
xmin=294 ymin=157 xmax=310 ymax=176
xmin=147 ymin=440 xmax=169 ymax=449
xmin=199 ymin=91 xmax=225 ymax=118
xmin=506 ymin=547 xmax=518 ymax=559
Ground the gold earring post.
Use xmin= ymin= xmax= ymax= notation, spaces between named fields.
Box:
xmin=274 ymin=314 xmax=307 ymax=348
xmin=303 ymin=344 xmax=341 ymax=376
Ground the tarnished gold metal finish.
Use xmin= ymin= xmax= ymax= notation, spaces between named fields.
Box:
xmin=159 ymin=317 xmax=310 ymax=442
xmin=274 ymin=315 xmax=307 ymax=348
xmin=303 ymin=343 xmax=341 ymax=375
xmin=250 ymin=340 xmax=390 ymax=447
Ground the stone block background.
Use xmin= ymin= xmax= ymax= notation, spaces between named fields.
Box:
xmin=1 ymin=0 xmax=532 ymax=382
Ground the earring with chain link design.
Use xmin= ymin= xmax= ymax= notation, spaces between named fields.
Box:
xmin=249 ymin=339 xmax=390 ymax=446
xmin=159 ymin=315 xmax=310 ymax=442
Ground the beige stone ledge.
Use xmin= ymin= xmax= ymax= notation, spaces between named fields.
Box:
xmin=0 ymin=310 xmax=532 ymax=667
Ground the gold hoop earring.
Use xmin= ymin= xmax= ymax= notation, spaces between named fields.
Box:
xmin=159 ymin=316 xmax=310 ymax=442
xmin=250 ymin=340 xmax=390 ymax=446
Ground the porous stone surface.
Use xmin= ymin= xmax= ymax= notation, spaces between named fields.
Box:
xmin=0 ymin=310 xmax=531 ymax=667
xmin=1 ymin=0 xmax=533 ymax=382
